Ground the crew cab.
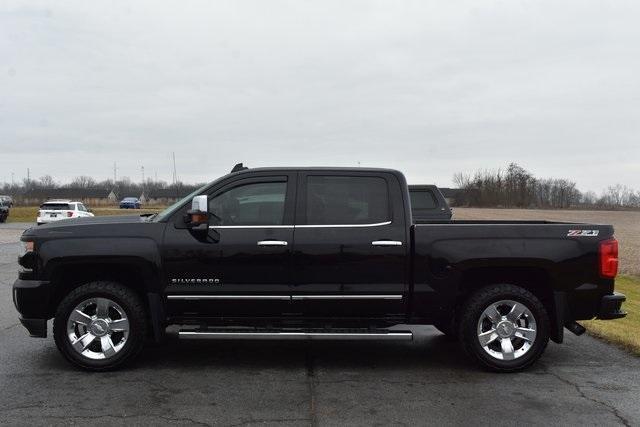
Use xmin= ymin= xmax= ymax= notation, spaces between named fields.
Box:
xmin=13 ymin=166 xmax=626 ymax=371
xmin=37 ymin=200 xmax=94 ymax=225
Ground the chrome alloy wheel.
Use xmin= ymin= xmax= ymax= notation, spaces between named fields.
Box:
xmin=66 ymin=297 xmax=130 ymax=360
xmin=476 ymin=299 xmax=537 ymax=361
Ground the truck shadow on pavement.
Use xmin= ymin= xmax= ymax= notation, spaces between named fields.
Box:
xmin=129 ymin=328 xmax=483 ymax=373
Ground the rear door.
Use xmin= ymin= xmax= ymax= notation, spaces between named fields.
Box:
xmin=291 ymin=171 xmax=409 ymax=320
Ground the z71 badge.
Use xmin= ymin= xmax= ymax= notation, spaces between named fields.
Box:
xmin=567 ymin=229 xmax=599 ymax=237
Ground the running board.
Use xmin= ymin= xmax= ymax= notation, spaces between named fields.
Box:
xmin=178 ymin=330 xmax=413 ymax=341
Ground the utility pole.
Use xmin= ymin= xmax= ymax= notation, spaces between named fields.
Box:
xmin=172 ymin=152 xmax=178 ymax=198
xmin=113 ymin=162 xmax=117 ymax=183
xmin=141 ymin=165 xmax=145 ymax=183
xmin=27 ymin=168 xmax=30 ymax=182
xmin=11 ymin=172 xmax=14 ymax=186
xmin=172 ymin=152 xmax=177 ymax=185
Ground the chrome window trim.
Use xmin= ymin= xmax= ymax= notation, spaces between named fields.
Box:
xmin=209 ymin=225 xmax=294 ymax=229
xmin=296 ymin=221 xmax=392 ymax=228
xmin=208 ymin=221 xmax=392 ymax=229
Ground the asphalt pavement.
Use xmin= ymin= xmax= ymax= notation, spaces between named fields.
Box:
xmin=0 ymin=222 xmax=639 ymax=426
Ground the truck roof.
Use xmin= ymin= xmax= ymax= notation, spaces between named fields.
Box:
xmin=229 ymin=166 xmax=404 ymax=175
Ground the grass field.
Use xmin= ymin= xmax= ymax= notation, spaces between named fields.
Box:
xmin=583 ymin=275 xmax=640 ymax=354
xmin=6 ymin=206 xmax=165 ymax=223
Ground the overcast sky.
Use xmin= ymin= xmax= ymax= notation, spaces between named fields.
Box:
xmin=1 ymin=0 xmax=638 ymax=192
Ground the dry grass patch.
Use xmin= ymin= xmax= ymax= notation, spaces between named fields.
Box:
xmin=7 ymin=206 xmax=165 ymax=223
xmin=583 ymin=275 xmax=640 ymax=355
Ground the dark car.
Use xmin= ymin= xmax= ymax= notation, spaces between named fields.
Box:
xmin=0 ymin=199 xmax=8 ymax=223
xmin=119 ymin=197 xmax=141 ymax=209
xmin=13 ymin=165 xmax=625 ymax=372
xmin=408 ymin=185 xmax=452 ymax=221
xmin=0 ymin=195 xmax=13 ymax=207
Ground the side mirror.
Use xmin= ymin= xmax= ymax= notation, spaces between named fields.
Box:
xmin=187 ymin=195 xmax=209 ymax=233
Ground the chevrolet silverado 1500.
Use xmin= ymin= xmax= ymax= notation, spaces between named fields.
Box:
xmin=13 ymin=166 xmax=626 ymax=371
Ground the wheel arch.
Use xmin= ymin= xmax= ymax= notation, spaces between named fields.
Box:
xmin=47 ymin=259 xmax=165 ymax=342
xmin=455 ymin=266 xmax=563 ymax=343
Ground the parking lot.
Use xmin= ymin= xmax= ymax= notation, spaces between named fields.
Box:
xmin=1 ymin=222 xmax=639 ymax=426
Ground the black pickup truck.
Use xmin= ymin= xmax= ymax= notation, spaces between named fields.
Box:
xmin=13 ymin=166 xmax=626 ymax=371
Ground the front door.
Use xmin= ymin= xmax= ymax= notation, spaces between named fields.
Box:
xmin=163 ymin=174 xmax=296 ymax=318
xmin=291 ymin=172 xmax=409 ymax=321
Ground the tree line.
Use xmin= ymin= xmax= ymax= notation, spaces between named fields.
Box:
xmin=452 ymin=163 xmax=640 ymax=209
xmin=0 ymin=175 xmax=204 ymax=201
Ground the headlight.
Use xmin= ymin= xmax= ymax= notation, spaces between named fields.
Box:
xmin=19 ymin=241 xmax=36 ymax=270
xmin=22 ymin=241 xmax=35 ymax=254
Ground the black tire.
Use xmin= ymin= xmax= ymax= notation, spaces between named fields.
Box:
xmin=53 ymin=281 xmax=147 ymax=371
xmin=458 ymin=284 xmax=550 ymax=372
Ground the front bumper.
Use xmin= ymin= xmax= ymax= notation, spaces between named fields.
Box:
xmin=18 ymin=317 xmax=47 ymax=338
xmin=13 ymin=279 xmax=53 ymax=337
xmin=597 ymin=292 xmax=627 ymax=320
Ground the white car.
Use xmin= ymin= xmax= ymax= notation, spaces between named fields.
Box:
xmin=37 ymin=200 xmax=94 ymax=225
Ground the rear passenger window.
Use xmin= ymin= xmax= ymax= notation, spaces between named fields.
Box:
xmin=410 ymin=191 xmax=438 ymax=209
xmin=306 ymin=176 xmax=389 ymax=225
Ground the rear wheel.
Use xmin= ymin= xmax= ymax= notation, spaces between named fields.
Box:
xmin=53 ymin=281 xmax=147 ymax=371
xmin=458 ymin=284 xmax=550 ymax=372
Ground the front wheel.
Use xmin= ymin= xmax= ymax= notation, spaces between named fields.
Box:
xmin=53 ymin=281 xmax=147 ymax=371
xmin=458 ymin=284 xmax=550 ymax=372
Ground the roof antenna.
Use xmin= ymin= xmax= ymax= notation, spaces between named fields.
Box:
xmin=231 ymin=163 xmax=248 ymax=173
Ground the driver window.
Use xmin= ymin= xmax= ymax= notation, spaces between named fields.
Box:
xmin=208 ymin=182 xmax=287 ymax=226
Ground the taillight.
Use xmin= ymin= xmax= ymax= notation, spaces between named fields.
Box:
xmin=67 ymin=211 xmax=73 ymax=217
xmin=599 ymin=238 xmax=618 ymax=278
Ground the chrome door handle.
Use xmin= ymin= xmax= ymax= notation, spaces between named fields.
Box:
xmin=257 ymin=240 xmax=288 ymax=246
xmin=371 ymin=240 xmax=403 ymax=246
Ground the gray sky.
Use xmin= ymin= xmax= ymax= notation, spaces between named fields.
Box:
xmin=1 ymin=0 xmax=638 ymax=192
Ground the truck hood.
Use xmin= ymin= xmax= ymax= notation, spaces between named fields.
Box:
xmin=23 ymin=215 xmax=155 ymax=239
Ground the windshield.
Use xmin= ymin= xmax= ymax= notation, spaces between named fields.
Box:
xmin=154 ymin=183 xmax=210 ymax=222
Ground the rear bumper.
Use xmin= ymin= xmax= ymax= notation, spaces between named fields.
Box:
xmin=37 ymin=217 xmax=70 ymax=224
xmin=597 ymin=292 xmax=627 ymax=320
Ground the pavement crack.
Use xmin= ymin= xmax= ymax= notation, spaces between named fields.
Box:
xmin=14 ymin=413 xmax=212 ymax=426
xmin=305 ymin=343 xmax=318 ymax=427
xmin=546 ymin=368 xmax=631 ymax=426
xmin=228 ymin=417 xmax=311 ymax=426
